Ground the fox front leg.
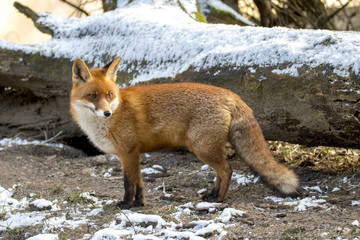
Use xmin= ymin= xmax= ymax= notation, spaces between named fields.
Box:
xmin=116 ymin=153 xmax=145 ymax=209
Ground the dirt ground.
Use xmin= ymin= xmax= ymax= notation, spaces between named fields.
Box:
xmin=0 ymin=141 xmax=359 ymax=239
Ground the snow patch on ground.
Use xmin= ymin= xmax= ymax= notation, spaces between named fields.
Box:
xmin=352 ymin=219 xmax=359 ymax=227
xmin=265 ymin=196 xmax=328 ymax=211
xmin=30 ymin=198 xmax=59 ymax=211
xmin=87 ymin=203 xmax=245 ymax=239
xmin=141 ymin=165 xmax=165 ymax=175
xmin=103 ymin=168 xmax=114 ymax=177
xmin=27 ymin=234 xmax=59 ymax=240
xmin=232 ymin=172 xmax=260 ymax=186
xmin=217 ymin=208 xmax=246 ymax=222
xmin=0 ymin=185 xmax=27 ymax=213
xmin=0 ymin=182 xmax=246 ymax=239
xmin=141 ymin=167 xmax=161 ymax=175
xmin=1 ymin=212 xmax=47 ymax=230
xmin=0 ymin=137 xmax=64 ymax=149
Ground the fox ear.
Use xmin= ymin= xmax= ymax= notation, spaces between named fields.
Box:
xmin=103 ymin=57 xmax=121 ymax=82
xmin=72 ymin=59 xmax=91 ymax=85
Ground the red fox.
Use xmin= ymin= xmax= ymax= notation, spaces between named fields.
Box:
xmin=70 ymin=57 xmax=300 ymax=208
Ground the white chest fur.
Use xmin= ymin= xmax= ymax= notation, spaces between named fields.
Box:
xmin=72 ymin=102 xmax=116 ymax=154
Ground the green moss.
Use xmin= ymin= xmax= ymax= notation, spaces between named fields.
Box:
xmin=176 ymin=0 xmax=207 ymax=23
xmin=210 ymin=6 xmax=244 ymax=25
xmin=193 ymin=12 xmax=208 ymax=23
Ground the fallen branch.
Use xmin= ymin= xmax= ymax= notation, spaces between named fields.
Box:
xmin=13 ymin=1 xmax=54 ymax=36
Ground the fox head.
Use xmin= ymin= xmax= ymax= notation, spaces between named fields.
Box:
xmin=71 ymin=57 xmax=121 ymax=119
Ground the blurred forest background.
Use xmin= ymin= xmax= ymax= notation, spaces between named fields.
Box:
xmin=1 ymin=0 xmax=359 ymax=44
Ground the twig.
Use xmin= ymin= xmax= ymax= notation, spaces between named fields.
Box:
xmin=43 ymin=131 xmax=63 ymax=144
xmin=325 ymin=0 xmax=352 ymax=22
xmin=13 ymin=2 xmax=54 ymax=36
xmin=60 ymin=0 xmax=89 ymax=16
xmin=277 ymin=0 xmax=317 ymax=28
xmin=117 ymin=208 xmax=135 ymax=229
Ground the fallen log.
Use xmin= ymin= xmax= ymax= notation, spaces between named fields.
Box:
xmin=0 ymin=1 xmax=359 ymax=149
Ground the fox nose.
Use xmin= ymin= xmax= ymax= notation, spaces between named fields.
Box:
xmin=104 ymin=111 xmax=112 ymax=118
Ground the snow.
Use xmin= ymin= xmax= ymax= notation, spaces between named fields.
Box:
xmin=79 ymin=191 xmax=99 ymax=203
xmin=303 ymin=185 xmax=324 ymax=193
xmin=141 ymin=165 xmax=164 ymax=175
xmin=104 ymin=168 xmax=114 ymax=177
xmin=208 ymin=0 xmax=255 ymax=26
xmin=26 ymin=234 xmax=58 ymax=240
xmin=141 ymin=167 xmax=161 ymax=174
xmin=178 ymin=0 xmax=198 ymax=20
xmin=0 ymin=170 xmax=358 ymax=239
xmin=105 ymin=206 xmax=239 ymax=239
xmin=0 ymin=185 xmax=29 ymax=217
xmin=194 ymin=223 xmax=224 ymax=236
xmin=201 ymin=164 xmax=210 ymax=171
xmin=217 ymin=208 xmax=245 ymax=222
xmin=91 ymin=228 xmax=132 ymax=240
xmin=295 ymin=197 xmax=327 ymax=211
xmin=30 ymin=198 xmax=59 ymax=210
xmin=232 ymin=172 xmax=259 ymax=185
xmin=321 ymin=232 xmax=329 ymax=237
xmin=265 ymin=196 xmax=328 ymax=211
xmin=197 ymin=188 xmax=207 ymax=194
xmin=195 ymin=202 xmax=222 ymax=210
xmin=352 ymin=220 xmax=359 ymax=227
xmin=116 ymin=210 xmax=167 ymax=228
xmin=31 ymin=199 xmax=53 ymax=209
xmin=271 ymin=64 xmax=300 ymax=77
xmin=152 ymin=165 xmax=164 ymax=170
xmin=173 ymin=202 xmax=194 ymax=219
xmin=1 ymin=138 xmax=359 ymax=239
xmin=1 ymin=0 xmax=360 ymax=87
xmin=42 ymin=214 xmax=89 ymax=232
xmin=0 ymin=183 xmax=91 ymax=234
xmin=88 ymin=208 xmax=103 ymax=216
xmin=0 ymin=137 xmax=64 ymax=149
xmin=1 ymin=212 xmax=47 ymax=230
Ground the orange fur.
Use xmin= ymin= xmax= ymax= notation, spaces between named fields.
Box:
xmin=70 ymin=57 xmax=300 ymax=208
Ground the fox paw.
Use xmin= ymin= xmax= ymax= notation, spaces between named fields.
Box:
xmin=133 ymin=199 xmax=145 ymax=207
xmin=116 ymin=201 xmax=132 ymax=209
xmin=201 ymin=192 xmax=219 ymax=202
xmin=116 ymin=200 xmax=144 ymax=209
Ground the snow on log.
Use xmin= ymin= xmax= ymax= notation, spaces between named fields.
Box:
xmin=0 ymin=0 xmax=359 ymax=149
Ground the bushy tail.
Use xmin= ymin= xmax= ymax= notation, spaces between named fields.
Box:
xmin=229 ymin=107 xmax=300 ymax=197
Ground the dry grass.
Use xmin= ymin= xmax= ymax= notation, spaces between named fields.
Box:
xmin=269 ymin=141 xmax=360 ymax=173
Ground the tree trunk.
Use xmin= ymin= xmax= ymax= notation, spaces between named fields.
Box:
xmin=102 ymin=0 xmax=118 ymax=12
xmin=253 ymin=0 xmax=278 ymax=27
xmin=0 ymin=1 xmax=359 ymax=149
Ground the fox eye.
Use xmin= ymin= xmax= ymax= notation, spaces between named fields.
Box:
xmin=107 ymin=92 xmax=113 ymax=99
xmin=89 ymin=93 xmax=97 ymax=99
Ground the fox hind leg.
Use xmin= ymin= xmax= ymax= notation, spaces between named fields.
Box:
xmin=193 ymin=144 xmax=233 ymax=202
